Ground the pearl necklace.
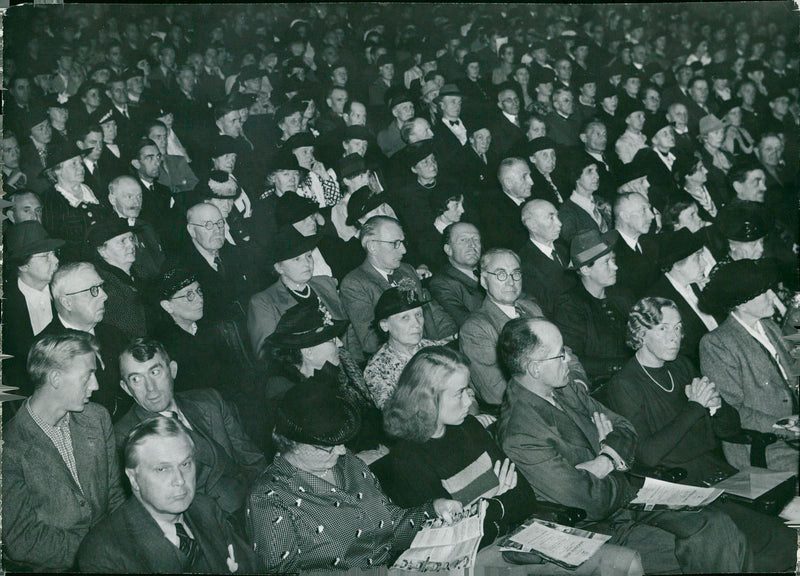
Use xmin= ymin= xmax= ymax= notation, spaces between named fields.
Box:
xmin=640 ymin=363 xmax=675 ymax=393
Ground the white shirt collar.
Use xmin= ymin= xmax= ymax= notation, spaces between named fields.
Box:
xmin=494 ymin=301 xmax=519 ymax=319
xmin=501 ymin=110 xmax=518 ymax=125
xmin=503 ymin=191 xmax=525 ymax=206
xmin=569 ymin=192 xmax=596 ymax=215
xmin=664 ymin=273 xmax=718 ymax=331
xmin=617 ymin=229 xmax=640 ymax=251
xmin=55 ymin=183 xmax=99 ymax=208
xmin=531 ymin=238 xmax=556 ymax=259
xmin=58 ymin=314 xmax=95 ymax=336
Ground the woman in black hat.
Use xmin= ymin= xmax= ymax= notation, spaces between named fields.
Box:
xmin=40 ymin=143 xmax=113 ymax=262
xmin=364 ymin=286 xmax=452 ymax=409
xmin=261 ymin=302 xmax=384 ymax=453
xmin=699 ymin=258 xmax=800 ymax=472
xmin=247 ymin=381 xmax=463 ymax=573
xmin=286 ymin=131 xmax=342 ymax=208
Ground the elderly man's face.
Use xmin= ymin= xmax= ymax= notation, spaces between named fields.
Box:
xmin=10 ymin=193 xmax=42 ymax=223
xmin=61 ymin=267 xmax=107 ymax=326
xmin=109 ymin=179 xmax=143 ymax=219
xmin=553 ymin=91 xmax=574 ymax=116
xmin=554 ymin=59 xmax=572 ymax=81
xmin=481 ymin=252 xmax=522 ymax=306
xmin=470 ymin=128 xmax=491 ymax=156
xmin=498 ymin=89 xmax=520 ymax=116
xmin=327 ymin=88 xmax=348 ymax=115
xmin=177 ymin=69 xmax=195 ymax=92
xmin=624 ymin=195 xmax=654 ymax=234
xmin=127 ymin=433 xmax=196 ymax=519
xmin=583 ymin=123 xmax=607 ymax=153
xmin=689 ymin=80 xmax=708 ymax=104
xmin=2 ymin=136 xmax=21 ymax=168
xmin=120 ymin=349 xmax=177 ymax=413
xmin=439 ymin=95 xmax=462 ymax=119
xmin=668 ymin=104 xmax=688 ymax=126
xmin=504 ymin=162 xmax=533 ymax=199
xmin=526 ymin=202 xmax=562 ymax=243
xmin=332 ymin=66 xmax=348 ymax=87
xmin=20 ymin=249 xmax=58 ymax=285
xmin=368 ymin=221 xmax=406 ymax=271
xmin=187 ymin=204 xmax=225 ymax=252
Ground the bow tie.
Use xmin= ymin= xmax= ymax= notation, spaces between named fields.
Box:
xmin=448 ymin=119 xmax=461 ymax=127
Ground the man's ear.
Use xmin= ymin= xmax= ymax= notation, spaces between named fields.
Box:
xmin=125 ymin=468 xmax=139 ymax=493
xmin=131 ymin=159 xmax=141 ymax=172
xmin=120 ymin=378 xmax=133 ymax=398
xmin=169 ymin=360 xmax=178 ymax=380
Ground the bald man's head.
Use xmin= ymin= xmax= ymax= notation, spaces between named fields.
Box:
xmin=108 ymin=176 xmax=143 ymax=219
xmin=521 ymin=199 xmax=562 ymax=244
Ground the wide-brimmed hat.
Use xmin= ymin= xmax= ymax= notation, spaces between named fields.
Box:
xmin=269 ymin=150 xmax=302 ymax=173
xmin=274 ymin=379 xmax=361 ymax=446
xmin=5 ymin=221 xmax=65 ymax=263
xmin=528 ymin=136 xmax=556 ymax=156
xmin=405 ymin=140 xmax=435 ymax=168
xmin=87 ymin=218 xmax=136 ymax=250
xmin=643 ymin=115 xmax=672 ymax=142
xmin=716 ymin=201 xmax=768 ymax=242
xmin=374 ymin=286 xmax=429 ymax=323
xmin=157 ymin=266 xmax=198 ymax=300
xmin=437 ymin=83 xmax=461 ymax=99
xmin=618 ymin=156 xmax=649 ymax=188
xmin=698 ymin=114 xmax=725 ymax=135
xmin=23 ymin=106 xmax=50 ymax=134
xmin=228 ymin=92 xmax=256 ymax=111
xmin=342 ymin=125 xmax=371 ymax=142
xmin=210 ymin=135 xmax=239 ymax=159
xmin=339 ymin=153 xmax=368 ymax=180
xmin=42 ymin=143 xmax=90 ymax=173
xmin=346 ymin=185 xmax=386 ymax=226
xmin=386 ymin=87 xmax=412 ymax=110
xmin=596 ymin=81 xmax=618 ymax=102
xmin=42 ymin=92 xmax=71 ymax=110
xmin=699 ymin=258 xmax=781 ymax=316
xmin=284 ymin=131 xmax=315 ymax=151
xmin=658 ymin=229 xmax=705 ymax=271
xmin=569 ymin=229 xmax=619 ymax=269
xmin=276 ymin=192 xmax=319 ymax=226
xmin=266 ymin=302 xmax=349 ymax=350
xmin=272 ymin=228 xmax=319 ymax=264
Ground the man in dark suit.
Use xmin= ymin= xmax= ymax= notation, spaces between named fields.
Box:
xmin=2 ymin=332 xmax=126 ymax=572
xmin=78 ymin=416 xmax=258 ymax=573
xmin=43 ymin=261 xmax=132 ymax=420
xmin=339 ymin=215 xmax=457 ymax=364
xmin=632 ymin=116 xmax=680 ymax=212
xmin=480 ymin=157 xmax=532 ymax=250
xmin=114 ymin=339 xmax=267 ymax=517
xmin=613 ymin=191 xmax=662 ymax=299
xmin=429 ymin=222 xmax=485 ymax=328
xmin=645 ymin=230 xmax=718 ymax=366
xmin=497 ymin=318 xmax=749 ymax=575
xmin=579 ymin=119 xmax=619 ymax=203
xmin=518 ymin=200 xmax=575 ymax=318
xmin=131 ymin=137 xmax=182 ymax=252
xmin=432 ymin=83 xmax=470 ymax=176
xmin=489 ymin=84 xmax=525 ymax=158
xmin=545 ymin=87 xmax=582 ymax=148
xmin=19 ymin=107 xmax=54 ymax=195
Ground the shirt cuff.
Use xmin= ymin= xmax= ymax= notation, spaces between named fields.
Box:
xmin=600 ymin=444 xmax=629 ymax=471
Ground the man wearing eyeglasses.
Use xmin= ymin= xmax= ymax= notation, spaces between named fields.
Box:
xmin=340 ymin=215 xmax=457 ymax=365
xmin=180 ymin=202 xmax=256 ymax=322
xmin=489 ymin=84 xmax=525 ymax=158
xmin=41 ymin=261 xmax=132 ymax=420
xmin=498 ymin=318 xmax=749 ymax=575
xmin=459 ymin=248 xmax=546 ymax=410
xmin=114 ymin=338 xmax=266 ymax=521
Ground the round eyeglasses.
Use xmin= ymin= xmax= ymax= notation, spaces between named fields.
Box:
xmin=485 ymin=269 xmax=522 ymax=282
xmin=188 ymin=219 xmax=225 ymax=231
xmin=64 ymin=283 xmax=105 ymax=297
xmin=171 ymin=287 xmax=203 ymax=302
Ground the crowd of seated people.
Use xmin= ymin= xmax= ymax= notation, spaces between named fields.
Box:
xmin=2 ymin=2 xmax=799 ymax=573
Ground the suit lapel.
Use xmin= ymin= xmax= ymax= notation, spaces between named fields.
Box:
xmin=71 ymin=412 xmax=102 ymax=500
xmin=124 ymin=497 xmax=184 ymax=573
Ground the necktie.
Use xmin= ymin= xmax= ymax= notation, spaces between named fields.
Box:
xmin=514 ymin=303 xmax=526 ymax=318
xmin=591 ymin=202 xmax=606 ymax=231
xmin=481 ymin=153 xmax=487 ymax=164
xmin=552 ymin=249 xmax=564 ymax=268
xmin=635 ymin=243 xmax=642 ymax=254
xmin=545 ymin=176 xmax=563 ymax=204
xmin=214 ymin=255 xmax=226 ymax=277
xmin=123 ymin=107 xmax=130 ymax=119
xmin=175 ymin=522 xmax=197 ymax=565
xmin=38 ymin=148 xmax=48 ymax=168
xmin=387 ymin=272 xmax=399 ymax=286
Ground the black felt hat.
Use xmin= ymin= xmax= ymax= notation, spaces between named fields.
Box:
xmin=266 ymin=302 xmax=349 ymax=350
xmin=276 ymin=192 xmax=319 ymax=226
xmin=86 ymin=218 xmax=136 ymax=250
xmin=700 ymin=258 xmax=781 ymax=316
xmin=272 ymin=228 xmax=319 ymax=263
xmin=346 ymin=185 xmax=386 ymax=226
xmin=405 ymin=140 xmax=435 ymax=168
xmin=284 ymin=131 xmax=315 ymax=151
xmin=339 ymin=153 xmax=368 ymax=180
xmin=274 ymin=379 xmax=360 ymax=446
xmin=157 ymin=266 xmax=198 ymax=300
xmin=658 ymin=229 xmax=706 ymax=271
xmin=5 ymin=221 xmax=65 ymax=263
xmin=569 ymin=229 xmax=619 ymax=269
xmin=374 ymin=286 xmax=429 ymax=323
xmin=716 ymin=201 xmax=768 ymax=242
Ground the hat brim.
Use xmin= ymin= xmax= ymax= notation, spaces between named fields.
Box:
xmin=8 ymin=237 xmax=65 ymax=262
xmin=375 ymin=299 xmax=430 ymax=323
xmin=267 ymin=318 xmax=349 ymax=350
xmin=569 ymin=230 xmax=619 ymax=270
xmin=273 ymin=234 xmax=319 ymax=263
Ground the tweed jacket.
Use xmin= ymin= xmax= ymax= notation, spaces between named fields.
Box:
xmin=699 ymin=316 xmax=800 ymax=470
xmin=498 ymin=378 xmax=639 ymax=522
xmin=247 ymin=275 xmax=348 ymax=357
xmin=77 ymin=493 xmax=258 ymax=574
xmin=459 ymin=296 xmax=545 ymax=407
xmin=114 ymin=388 xmax=267 ymax=514
xmin=340 ymin=261 xmax=457 ymax=363
xmin=428 ymin=264 xmax=485 ymax=328
xmin=2 ymin=402 xmax=125 ymax=572
xmin=558 ymin=197 xmax=612 ymax=246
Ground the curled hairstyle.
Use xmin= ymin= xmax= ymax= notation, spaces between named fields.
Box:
xmin=124 ymin=415 xmax=195 ymax=469
xmin=27 ymin=330 xmax=101 ymax=390
xmin=499 ymin=317 xmax=543 ymax=377
xmin=626 ymin=297 xmax=680 ymax=350
xmin=383 ymin=346 xmax=470 ymax=443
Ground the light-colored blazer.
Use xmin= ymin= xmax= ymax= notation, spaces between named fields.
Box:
xmin=700 ymin=316 xmax=800 ymax=470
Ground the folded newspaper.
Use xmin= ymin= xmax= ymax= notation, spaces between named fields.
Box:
xmin=778 ymin=496 xmax=800 ymax=527
xmin=498 ymin=518 xmax=611 ymax=570
xmin=392 ymin=500 xmax=486 ymax=572
xmin=628 ymin=477 xmax=723 ymax=511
